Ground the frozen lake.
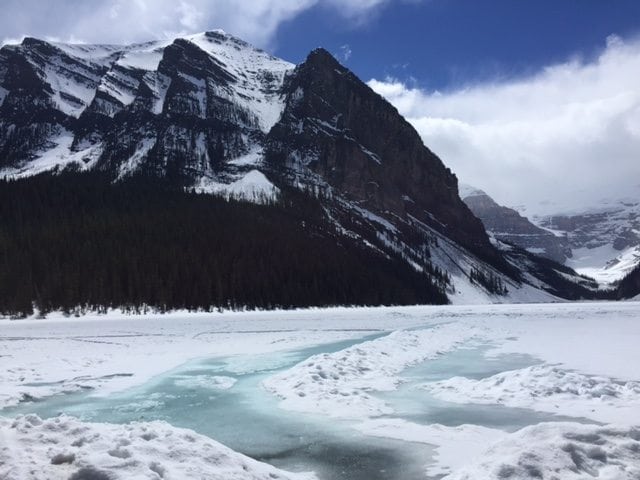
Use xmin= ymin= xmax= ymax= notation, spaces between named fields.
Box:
xmin=2 ymin=302 xmax=640 ymax=479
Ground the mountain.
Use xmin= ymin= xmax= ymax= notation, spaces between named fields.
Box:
xmin=529 ymin=198 xmax=640 ymax=286
xmin=459 ymin=185 xmax=571 ymax=264
xmin=462 ymin=184 xmax=640 ymax=289
xmin=0 ymin=32 xmax=602 ymax=314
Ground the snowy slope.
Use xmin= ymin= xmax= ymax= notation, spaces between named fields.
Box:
xmin=185 ymin=31 xmax=293 ymax=132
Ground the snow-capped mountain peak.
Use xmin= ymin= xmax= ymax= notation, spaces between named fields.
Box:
xmin=0 ymin=32 xmax=605 ymax=304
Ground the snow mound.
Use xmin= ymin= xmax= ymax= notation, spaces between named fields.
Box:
xmin=426 ymin=364 xmax=640 ymax=424
xmin=443 ymin=422 xmax=640 ymax=480
xmin=0 ymin=415 xmax=315 ymax=480
xmin=263 ymin=324 xmax=486 ymax=419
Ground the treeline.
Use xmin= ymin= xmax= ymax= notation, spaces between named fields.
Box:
xmin=617 ymin=263 xmax=640 ymax=299
xmin=469 ymin=267 xmax=508 ymax=295
xmin=0 ymin=171 xmax=447 ymax=317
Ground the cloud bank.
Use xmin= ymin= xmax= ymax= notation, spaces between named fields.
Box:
xmin=369 ymin=35 xmax=640 ymax=214
xmin=0 ymin=0 xmax=392 ymax=48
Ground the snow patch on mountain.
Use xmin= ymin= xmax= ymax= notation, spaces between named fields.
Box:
xmin=458 ymin=183 xmax=484 ymax=199
xmin=194 ymin=170 xmax=279 ymax=203
xmin=143 ymin=71 xmax=172 ymax=114
xmin=228 ymin=149 xmax=263 ymax=167
xmin=97 ymin=68 xmax=139 ymax=108
xmin=1 ymin=132 xmax=103 ymax=178
xmin=185 ymin=31 xmax=294 ymax=132
xmin=0 ymin=415 xmax=315 ymax=480
xmin=49 ymin=42 xmax=123 ymax=63
xmin=116 ymin=41 xmax=169 ymax=71
xmin=40 ymin=60 xmax=102 ymax=118
xmin=118 ymin=137 xmax=157 ymax=178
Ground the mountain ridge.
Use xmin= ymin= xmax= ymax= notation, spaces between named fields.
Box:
xmin=0 ymin=32 xmax=605 ymax=310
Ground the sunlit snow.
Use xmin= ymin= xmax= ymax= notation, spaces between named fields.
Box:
xmin=2 ymin=302 xmax=640 ymax=479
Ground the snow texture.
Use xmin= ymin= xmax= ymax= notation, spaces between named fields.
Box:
xmin=0 ymin=306 xmax=433 ymax=410
xmin=357 ymin=419 xmax=507 ymax=477
xmin=0 ymin=31 xmax=292 ymax=184
xmin=426 ymin=364 xmax=640 ymax=424
xmin=0 ymin=414 xmax=315 ymax=480
xmin=228 ymin=148 xmax=264 ymax=167
xmin=263 ymin=324 xmax=488 ymax=418
xmin=2 ymin=132 xmax=103 ymax=179
xmin=118 ymin=137 xmax=157 ymax=177
xmin=443 ymin=422 xmax=640 ymax=480
xmin=569 ymin=244 xmax=640 ymax=285
xmin=185 ymin=31 xmax=294 ymax=132
xmin=2 ymin=303 xmax=640 ymax=478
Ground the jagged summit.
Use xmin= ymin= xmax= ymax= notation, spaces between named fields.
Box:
xmin=0 ymin=32 xmax=601 ymax=305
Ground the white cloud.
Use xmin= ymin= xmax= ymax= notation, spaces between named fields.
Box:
xmin=369 ymin=35 xmax=640 ymax=214
xmin=340 ymin=44 xmax=353 ymax=61
xmin=0 ymin=0 xmax=404 ymax=49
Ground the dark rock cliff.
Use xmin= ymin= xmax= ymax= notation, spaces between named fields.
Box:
xmin=266 ymin=49 xmax=505 ymax=269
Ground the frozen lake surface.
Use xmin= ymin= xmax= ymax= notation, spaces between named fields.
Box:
xmin=2 ymin=303 xmax=640 ymax=479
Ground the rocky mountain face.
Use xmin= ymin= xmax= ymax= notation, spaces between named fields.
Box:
xmin=534 ymin=201 xmax=640 ymax=284
xmin=0 ymin=32 xmax=292 ymax=189
xmin=0 ymin=32 xmax=600 ymax=305
xmin=460 ymin=185 xmax=571 ymax=264
xmin=266 ymin=49 xmax=500 ymax=266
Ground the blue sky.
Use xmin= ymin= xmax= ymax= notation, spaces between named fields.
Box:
xmin=274 ymin=0 xmax=640 ymax=90
xmin=1 ymin=0 xmax=640 ymax=211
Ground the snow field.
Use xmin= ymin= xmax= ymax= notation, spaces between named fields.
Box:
xmin=2 ymin=302 xmax=640 ymax=479
xmin=0 ymin=306 xmax=434 ymax=409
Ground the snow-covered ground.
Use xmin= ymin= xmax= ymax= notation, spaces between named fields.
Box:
xmin=0 ymin=415 xmax=315 ymax=480
xmin=0 ymin=307 xmax=422 ymax=410
xmin=444 ymin=422 xmax=640 ymax=480
xmin=426 ymin=363 xmax=640 ymax=424
xmin=1 ymin=302 xmax=640 ymax=479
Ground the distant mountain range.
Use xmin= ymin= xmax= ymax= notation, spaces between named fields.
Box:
xmin=460 ymin=185 xmax=640 ymax=290
xmin=0 ymin=31 xmax=625 ymax=315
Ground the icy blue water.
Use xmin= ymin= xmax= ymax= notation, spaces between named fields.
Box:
xmin=4 ymin=332 xmax=593 ymax=480
xmin=375 ymin=346 xmax=588 ymax=431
